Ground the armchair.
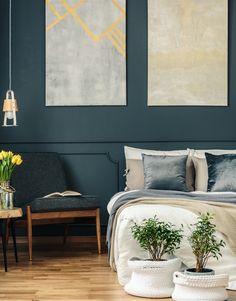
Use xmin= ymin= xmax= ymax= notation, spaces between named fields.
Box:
xmin=11 ymin=152 xmax=101 ymax=261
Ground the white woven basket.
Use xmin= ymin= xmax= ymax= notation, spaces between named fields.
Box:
xmin=172 ymin=272 xmax=229 ymax=301
xmin=124 ymin=257 xmax=181 ymax=298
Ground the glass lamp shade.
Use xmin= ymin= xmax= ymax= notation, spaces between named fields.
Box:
xmin=2 ymin=90 xmax=18 ymax=127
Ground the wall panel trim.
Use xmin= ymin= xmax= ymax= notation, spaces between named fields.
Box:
xmin=2 ymin=139 xmax=236 ymax=144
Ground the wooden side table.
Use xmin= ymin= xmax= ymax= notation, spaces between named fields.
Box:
xmin=0 ymin=208 xmax=22 ymax=271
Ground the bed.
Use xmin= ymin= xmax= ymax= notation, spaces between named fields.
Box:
xmin=107 ymin=146 xmax=236 ymax=290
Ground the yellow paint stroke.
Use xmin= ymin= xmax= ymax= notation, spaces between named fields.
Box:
xmin=60 ymin=0 xmax=99 ymax=42
xmin=47 ymin=0 xmax=126 ymax=58
xmin=112 ymin=0 xmax=125 ymax=14
xmin=113 ymin=26 xmax=125 ymax=41
xmin=46 ymin=0 xmax=86 ymax=31
xmin=110 ymin=30 xmax=125 ymax=49
xmin=47 ymin=0 xmax=125 ymax=38
xmin=100 ymin=15 xmax=125 ymax=40
xmin=105 ymin=33 xmax=126 ymax=58
xmin=46 ymin=0 xmax=62 ymax=18
xmin=60 ymin=0 xmax=125 ymax=45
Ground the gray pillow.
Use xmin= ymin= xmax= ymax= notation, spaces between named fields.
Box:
xmin=142 ymin=154 xmax=188 ymax=191
xmin=206 ymin=153 xmax=236 ymax=192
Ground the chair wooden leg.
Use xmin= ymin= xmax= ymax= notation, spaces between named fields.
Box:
xmin=95 ymin=208 xmax=101 ymax=254
xmin=27 ymin=206 xmax=33 ymax=261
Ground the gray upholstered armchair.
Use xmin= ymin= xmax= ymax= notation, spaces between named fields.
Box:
xmin=12 ymin=153 xmax=101 ymax=260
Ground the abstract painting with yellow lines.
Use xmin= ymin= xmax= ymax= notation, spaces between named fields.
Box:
xmin=46 ymin=0 xmax=126 ymax=106
xmin=148 ymin=0 xmax=228 ymax=106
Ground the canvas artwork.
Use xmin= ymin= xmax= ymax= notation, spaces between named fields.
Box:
xmin=46 ymin=0 xmax=126 ymax=106
xmin=148 ymin=0 xmax=228 ymax=106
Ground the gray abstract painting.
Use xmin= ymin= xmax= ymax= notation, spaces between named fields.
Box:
xmin=46 ymin=0 xmax=126 ymax=106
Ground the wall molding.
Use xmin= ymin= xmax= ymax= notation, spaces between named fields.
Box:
xmin=1 ymin=139 xmax=236 ymax=144
xmin=60 ymin=152 xmax=120 ymax=191
xmin=13 ymin=150 xmax=120 ymax=192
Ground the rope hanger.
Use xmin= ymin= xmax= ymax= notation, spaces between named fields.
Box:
xmin=2 ymin=0 xmax=18 ymax=127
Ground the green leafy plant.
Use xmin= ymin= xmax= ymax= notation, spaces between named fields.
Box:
xmin=188 ymin=212 xmax=225 ymax=272
xmin=131 ymin=216 xmax=183 ymax=261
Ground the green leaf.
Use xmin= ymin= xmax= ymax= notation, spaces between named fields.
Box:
xmin=188 ymin=212 xmax=226 ymax=272
xmin=131 ymin=216 xmax=183 ymax=261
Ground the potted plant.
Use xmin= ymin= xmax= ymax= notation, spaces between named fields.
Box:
xmin=124 ymin=216 xmax=183 ymax=298
xmin=187 ymin=212 xmax=225 ymax=275
xmin=0 ymin=150 xmax=23 ymax=209
xmin=172 ymin=213 xmax=229 ymax=301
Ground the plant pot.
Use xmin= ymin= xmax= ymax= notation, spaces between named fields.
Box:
xmin=185 ymin=268 xmax=215 ymax=276
xmin=124 ymin=257 xmax=181 ymax=298
xmin=172 ymin=271 xmax=229 ymax=301
xmin=0 ymin=181 xmax=15 ymax=210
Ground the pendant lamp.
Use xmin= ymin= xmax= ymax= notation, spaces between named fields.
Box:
xmin=3 ymin=0 xmax=18 ymax=127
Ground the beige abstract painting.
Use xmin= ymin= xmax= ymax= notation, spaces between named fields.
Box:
xmin=46 ymin=0 xmax=126 ymax=106
xmin=148 ymin=0 xmax=228 ymax=106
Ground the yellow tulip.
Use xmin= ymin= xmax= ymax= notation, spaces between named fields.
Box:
xmin=8 ymin=151 xmax=13 ymax=157
xmin=16 ymin=154 xmax=21 ymax=160
xmin=16 ymin=158 xmax=23 ymax=165
xmin=1 ymin=150 xmax=22 ymax=166
xmin=11 ymin=155 xmax=18 ymax=164
xmin=0 ymin=151 xmax=7 ymax=160
xmin=2 ymin=151 xmax=8 ymax=158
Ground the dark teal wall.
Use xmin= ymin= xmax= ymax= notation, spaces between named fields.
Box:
xmin=0 ymin=0 xmax=236 ymax=232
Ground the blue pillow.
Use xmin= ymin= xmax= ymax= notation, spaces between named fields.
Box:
xmin=142 ymin=154 xmax=188 ymax=191
xmin=206 ymin=153 xmax=236 ymax=192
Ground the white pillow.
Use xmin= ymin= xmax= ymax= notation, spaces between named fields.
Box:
xmin=124 ymin=146 xmax=189 ymax=160
xmin=124 ymin=146 xmax=194 ymax=191
xmin=193 ymin=149 xmax=236 ymax=192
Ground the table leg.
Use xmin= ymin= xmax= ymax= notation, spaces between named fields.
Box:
xmin=0 ymin=219 xmax=8 ymax=272
xmin=10 ymin=219 xmax=18 ymax=263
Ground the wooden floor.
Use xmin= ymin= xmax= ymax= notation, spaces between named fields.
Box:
xmin=0 ymin=237 xmax=236 ymax=301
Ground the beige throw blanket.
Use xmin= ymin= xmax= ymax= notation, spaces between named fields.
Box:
xmin=110 ymin=197 xmax=236 ymax=270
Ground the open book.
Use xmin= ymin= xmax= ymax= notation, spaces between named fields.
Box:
xmin=43 ymin=190 xmax=81 ymax=198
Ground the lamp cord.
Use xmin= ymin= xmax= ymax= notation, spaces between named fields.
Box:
xmin=9 ymin=0 xmax=12 ymax=91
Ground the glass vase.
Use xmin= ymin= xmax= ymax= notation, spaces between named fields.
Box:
xmin=0 ymin=181 xmax=14 ymax=210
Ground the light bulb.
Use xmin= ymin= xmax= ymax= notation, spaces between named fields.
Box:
xmin=5 ymin=111 xmax=13 ymax=119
